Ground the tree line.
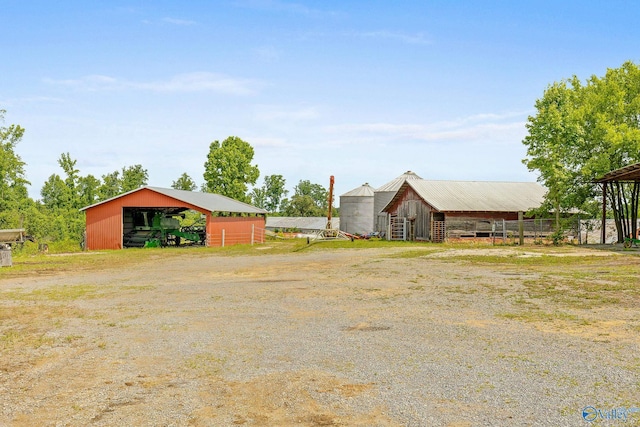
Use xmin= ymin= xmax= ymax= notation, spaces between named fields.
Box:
xmin=0 ymin=114 xmax=333 ymax=246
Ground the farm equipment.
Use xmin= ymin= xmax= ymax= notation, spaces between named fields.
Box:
xmin=623 ymin=236 xmax=640 ymax=248
xmin=124 ymin=211 xmax=206 ymax=248
xmin=0 ymin=228 xmax=33 ymax=249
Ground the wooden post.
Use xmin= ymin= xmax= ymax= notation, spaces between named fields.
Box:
xmin=602 ymin=183 xmax=607 ymax=244
xmin=251 ymin=224 xmax=255 ymax=245
xmin=518 ymin=211 xmax=524 ymax=246
xmin=222 ymin=229 xmax=225 ymax=247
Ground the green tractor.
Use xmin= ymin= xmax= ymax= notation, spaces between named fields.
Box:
xmin=124 ymin=210 xmax=206 ymax=248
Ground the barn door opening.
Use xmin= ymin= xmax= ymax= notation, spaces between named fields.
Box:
xmin=431 ymin=212 xmax=445 ymax=243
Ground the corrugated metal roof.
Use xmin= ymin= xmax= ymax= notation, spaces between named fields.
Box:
xmin=81 ymin=186 xmax=267 ymax=214
xmin=341 ymin=183 xmax=375 ymax=197
xmin=596 ymin=162 xmax=640 ymax=183
xmin=385 ymin=180 xmax=547 ymax=213
xmin=265 ymin=217 xmax=339 ymax=230
xmin=375 ymin=171 xmax=422 ymax=192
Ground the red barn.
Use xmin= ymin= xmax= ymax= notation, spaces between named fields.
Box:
xmin=80 ymin=186 xmax=267 ymax=250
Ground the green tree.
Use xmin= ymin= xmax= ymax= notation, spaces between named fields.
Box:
xmin=523 ymin=61 xmax=640 ymax=241
xmin=250 ymin=174 xmax=288 ymax=212
xmin=0 ymin=109 xmax=30 ymax=228
xmin=172 ymin=173 xmax=198 ymax=191
xmin=203 ymin=136 xmax=259 ymax=203
xmin=282 ymin=180 xmax=328 ymax=216
xmin=121 ymin=164 xmax=148 ymax=193
xmin=97 ymin=164 xmax=148 ymax=200
xmin=263 ymin=174 xmax=288 ymax=212
xmin=98 ymin=171 xmax=121 ymax=200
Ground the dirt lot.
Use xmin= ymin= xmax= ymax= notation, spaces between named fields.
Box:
xmin=1 ymin=243 xmax=639 ymax=426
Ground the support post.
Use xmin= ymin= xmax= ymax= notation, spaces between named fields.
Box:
xmin=222 ymin=229 xmax=225 ymax=248
xmin=602 ymin=183 xmax=607 ymax=244
xmin=518 ymin=211 xmax=524 ymax=246
xmin=251 ymin=224 xmax=255 ymax=245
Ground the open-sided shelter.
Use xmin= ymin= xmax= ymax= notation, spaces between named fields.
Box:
xmin=595 ymin=162 xmax=640 ymax=243
xmin=381 ymin=180 xmax=547 ymax=241
xmin=81 ymin=186 xmax=267 ymax=250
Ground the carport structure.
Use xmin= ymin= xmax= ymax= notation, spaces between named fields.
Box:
xmin=81 ymin=186 xmax=267 ymax=250
xmin=596 ymin=162 xmax=640 ymax=243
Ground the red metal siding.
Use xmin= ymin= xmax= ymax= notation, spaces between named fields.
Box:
xmin=207 ymin=216 xmax=266 ymax=247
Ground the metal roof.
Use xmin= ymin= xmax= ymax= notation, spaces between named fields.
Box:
xmin=375 ymin=171 xmax=423 ymax=192
xmin=383 ymin=180 xmax=547 ymax=213
xmin=80 ymin=186 xmax=267 ymax=214
xmin=595 ymin=162 xmax=640 ymax=183
xmin=265 ymin=216 xmax=339 ymax=230
xmin=341 ymin=183 xmax=375 ymax=197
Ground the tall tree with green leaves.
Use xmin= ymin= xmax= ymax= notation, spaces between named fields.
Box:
xmin=250 ymin=174 xmax=288 ymax=212
xmin=523 ymin=61 xmax=640 ymax=241
xmin=0 ymin=109 xmax=30 ymax=228
xmin=282 ymin=179 xmax=328 ymax=217
xmin=203 ymin=136 xmax=259 ymax=203
xmin=172 ymin=173 xmax=198 ymax=191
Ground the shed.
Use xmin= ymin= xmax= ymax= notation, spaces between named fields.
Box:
xmin=339 ymin=183 xmax=375 ymax=235
xmin=81 ymin=186 xmax=267 ymax=250
xmin=381 ymin=180 xmax=547 ymax=241
xmin=374 ymin=171 xmax=422 ymax=232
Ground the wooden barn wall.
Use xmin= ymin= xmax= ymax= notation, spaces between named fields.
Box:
xmin=444 ymin=211 xmax=520 ymax=221
xmin=207 ymin=216 xmax=266 ymax=247
xmin=85 ymin=188 xmax=207 ymax=250
xmin=387 ymin=187 xmax=433 ymax=240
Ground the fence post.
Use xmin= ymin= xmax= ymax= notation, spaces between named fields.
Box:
xmin=502 ymin=219 xmax=506 ymax=244
xmin=518 ymin=211 xmax=524 ymax=245
xmin=222 ymin=229 xmax=225 ymax=248
xmin=251 ymin=224 xmax=255 ymax=245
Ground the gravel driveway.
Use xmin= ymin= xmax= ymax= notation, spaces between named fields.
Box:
xmin=1 ymin=245 xmax=638 ymax=426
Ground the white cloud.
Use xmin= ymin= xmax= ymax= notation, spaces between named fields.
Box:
xmin=254 ymin=105 xmax=320 ymax=121
xmin=350 ymin=30 xmax=432 ymax=45
xmin=44 ymin=73 xmax=261 ymax=95
xmin=162 ymin=17 xmax=197 ymax=26
xmin=323 ymin=111 xmax=530 ymax=145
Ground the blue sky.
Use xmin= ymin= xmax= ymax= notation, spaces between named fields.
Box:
xmin=2 ymin=1 xmax=639 ymax=201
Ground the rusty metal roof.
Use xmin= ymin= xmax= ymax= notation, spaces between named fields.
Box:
xmin=383 ymin=180 xmax=547 ymax=213
xmin=595 ymin=162 xmax=640 ymax=183
xmin=81 ymin=186 xmax=267 ymax=214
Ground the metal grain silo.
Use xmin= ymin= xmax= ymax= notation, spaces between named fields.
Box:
xmin=374 ymin=171 xmax=422 ymax=232
xmin=339 ymin=183 xmax=375 ymax=235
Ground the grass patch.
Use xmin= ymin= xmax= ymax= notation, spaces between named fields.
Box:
xmin=0 ymin=284 xmax=102 ymax=301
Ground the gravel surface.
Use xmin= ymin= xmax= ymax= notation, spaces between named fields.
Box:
xmin=0 ymin=246 xmax=638 ymax=426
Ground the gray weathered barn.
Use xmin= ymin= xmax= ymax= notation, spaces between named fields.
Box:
xmin=381 ymin=179 xmax=547 ymax=241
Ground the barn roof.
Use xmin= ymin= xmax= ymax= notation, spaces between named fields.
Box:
xmin=80 ymin=186 xmax=267 ymax=214
xmin=375 ymin=171 xmax=422 ymax=192
xmin=383 ymin=180 xmax=547 ymax=213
